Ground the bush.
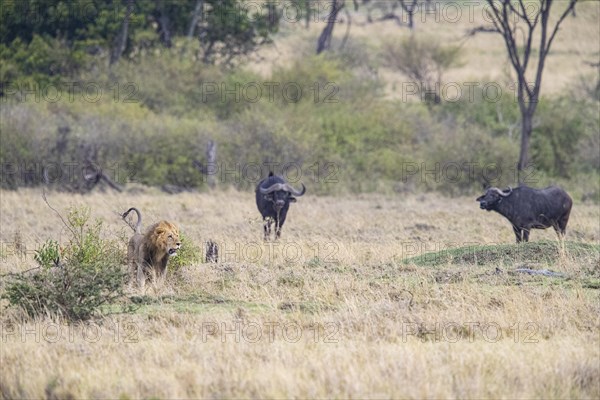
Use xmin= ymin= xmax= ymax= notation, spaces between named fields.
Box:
xmin=419 ymin=124 xmax=519 ymax=195
xmin=382 ymin=35 xmax=463 ymax=105
xmin=0 ymin=35 xmax=87 ymax=88
xmin=531 ymin=96 xmax=597 ymax=177
xmin=2 ymin=206 xmax=129 ymax=321
xmin=168 ymin=232 xmax=201 ymax=275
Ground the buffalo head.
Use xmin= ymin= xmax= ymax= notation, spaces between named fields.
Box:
xmin=259 ymin=180 xmax=306 ymax=213
xmin=476 ymin=187 xmax=512 ymax=211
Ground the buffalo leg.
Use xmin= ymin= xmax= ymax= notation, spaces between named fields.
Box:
xmin=512 ymin=226 xmax=523 ymax=243
xmin=264 ymin=218 xmax=272 ymax=241
xmin=275 ymin=213 xmax=287 ymax=239
xmin=274 ymin=218 xmax=281 ymax=239
xmin=522 ymin=229 xmax=530 ymax=242
xmin=556 ymin=214 xmax=569 ymax=238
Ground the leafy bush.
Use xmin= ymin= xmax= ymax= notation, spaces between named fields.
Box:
xmin=531 ymin=96 xmax=597 ymax=177
xmin=382 ymin=35 xmax=463 ymax=105
xmin=439 ymin=84 xmax=521 ymax=138
xmin=33 ymin=240 xmax=60 ymax=268
xmin=0 ymin=35 xmax=87 ymax=88
xmin=419 ymin=124 xmax=519 ymax=195
xmin=168 ymin=232 xmax=201 ymax=275
xmin=2 ymin=206 xmax=129 ymax=321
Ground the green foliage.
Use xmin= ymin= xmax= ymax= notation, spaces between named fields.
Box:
xmin=0 ymin=41 xmax=597 ymax=196
xmin=33 ymin=240 xmax=60 ymax=268
xmin=0 ymin=0 xmax=280 ymax=85
xmin=168 ymin=232 xmax=201 ymax=275
xmin=420 ymin=123 xmax=519 ymax=194
xmin=105 ymin=52 xmax=225 ymax=115
xmin=0 ymin=35 xmax=87 ymax=87
xmin=439 ymin=84 xmax=521 ymax=137
xmin=2 ymin=206 xmax=128 ymax=321
xmin=531 ymin=96 xmax=596 ymax=177
xmin=0 ymin=2 xmax=595 ymax=198
xmin=382 ymin=35 xmax=463 ymax=105
xmin=199 ymin=0 xmax=279 ymax=65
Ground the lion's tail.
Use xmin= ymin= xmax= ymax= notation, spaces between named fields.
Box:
xmin=122 ymin=207 xmax=142 ymax=234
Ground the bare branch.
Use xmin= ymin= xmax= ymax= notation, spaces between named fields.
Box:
xmin=339 ymin=7 xmax=352 ymax=51
xmin=42 ymin=189 xmax=78 ymax=243
xmin=466 ymin=26 xmax=499 ymax=36
xmin=545 ymin=0 xmax=577 ymax=56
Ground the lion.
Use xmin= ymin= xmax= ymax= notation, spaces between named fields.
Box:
xmin=122 ymin=207 xmax=181 ymax=289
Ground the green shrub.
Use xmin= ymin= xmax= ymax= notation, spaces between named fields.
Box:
xmin=2 ymin=206 xmax=129 ymax=321
xmin=439 ymin=84 xmax=521 ymax=138
xmin=531 ymin=96 xmax=597 ymax=177
xmin=382 ymin=35 xmax=463 ymax=105
xmin=33 ymin=240 xmax=60 ymax=268
xmin=0 ymin=35 xmax=87 ymax=88
xmin=168 ymin=232 xmax=201 ymax=275
xmin=420 ymin=124 xmax=519 ymax=195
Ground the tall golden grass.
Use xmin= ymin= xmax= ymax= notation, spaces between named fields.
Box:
xmin=1 ymin=188 xmax=598 ymax=398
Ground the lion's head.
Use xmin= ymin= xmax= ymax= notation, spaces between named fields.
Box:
xmin=147 ymin=221 xmax=181 ymax=258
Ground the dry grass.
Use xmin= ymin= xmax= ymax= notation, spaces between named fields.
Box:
xmin=250 ymin=1 xmax=600 ymax=97
xmin=1 ymin=188 xmax=599 ymax=398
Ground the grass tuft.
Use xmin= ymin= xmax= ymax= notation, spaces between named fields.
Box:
xmin=403 ymin=240 xmax=600 ymax=267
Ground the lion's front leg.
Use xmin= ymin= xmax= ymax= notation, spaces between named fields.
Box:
xmin=151 ymin=267 xmax=164 ymax=288
xmin=152 ymin=256 xmax=169 ymax=287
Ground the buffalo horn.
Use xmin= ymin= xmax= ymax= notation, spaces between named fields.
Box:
xmin=491 ymin=187 xmax=512 ymax=197
xmin=283 ymin=183 xmax=306 ymax=197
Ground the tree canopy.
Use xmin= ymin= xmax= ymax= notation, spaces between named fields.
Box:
xmin=0 ymin=0 xmax=279 ymax=83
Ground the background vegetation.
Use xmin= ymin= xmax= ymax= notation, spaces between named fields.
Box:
xmin=1 ymin=1 xmax=598 ymax=200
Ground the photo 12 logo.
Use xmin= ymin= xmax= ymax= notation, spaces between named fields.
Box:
xmin=0 ymin=161 xmax=138 ymax=186
xmin=399 ymin=161 xmax=538 ymax=185
xmin=201 ymin=240 xmax=339 ymax=264
xmin=1 ymin=81 xmax=139 ymax=104
xmin=1 ymin=321 xmax=140 ymax=344
xmin=400 ymin=80 xmax=543 ymax=105
xmin=199 ymin=81 xmax=339 ymax=104
xmin=401 ymin=321 xmax=540 ymax=343
xmin=198 ymin=320 xmax=340 ymax=344
xmin=194 ymin=161 xmax=340 ymax=185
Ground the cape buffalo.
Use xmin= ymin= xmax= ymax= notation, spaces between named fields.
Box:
xmin=255 ymin=172 xmax=306 ymax=240
xmin=476 ymin=186 xmax=572 ymax=243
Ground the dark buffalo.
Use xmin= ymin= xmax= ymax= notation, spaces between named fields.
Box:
xmin=476 ymin=186 xmax=572 ymax=243
xmin=256 ymin=172 xmax=306 ymax=240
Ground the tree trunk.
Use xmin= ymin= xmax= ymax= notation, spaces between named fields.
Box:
xmin=110 ymin=0 xmax=134 ymax=66
xmin=399 ymin=0 xmax=416 ymax=30
xmin=158 ymin=14 xmax=172 ymax=47
xmin=317 ymin=0 xmax=344 ymax=54
xmin=186 ymin=0 xmax=203 ymax=39
xmin=206 ymin=140 xmax=217 ymax=189
xmin=305 ymin=0 xmax=311 ymax=28
xmin=267 ymin=2 xmax=278 ymax=30
xmin=517 ymin=112 xmax=533 ymax=184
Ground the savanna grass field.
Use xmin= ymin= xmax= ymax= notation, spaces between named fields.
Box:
xmin=1 ymin=0 xmax=600 ymax=399
xmin=1 ymin=188 xmax=599 ymax=398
